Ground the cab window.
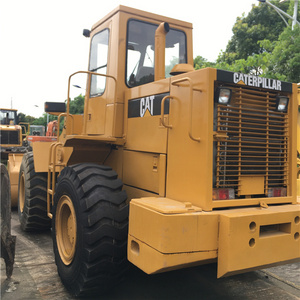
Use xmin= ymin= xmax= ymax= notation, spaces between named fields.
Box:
xmin=89 ymin=29 xmax=109 ymax=96
xmin=126 ymin=19 xmax=187 ymax=87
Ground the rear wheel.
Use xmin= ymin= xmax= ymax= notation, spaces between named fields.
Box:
xmin=18 ymin=152 xmax=50 ymax=231
xmin=52 ymin=163 xmax=128 ymax=297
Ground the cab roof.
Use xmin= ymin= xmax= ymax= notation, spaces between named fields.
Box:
xmin=91 ymin=5 xmax=193 ymax=32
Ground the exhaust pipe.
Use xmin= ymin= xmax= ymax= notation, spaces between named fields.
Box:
xmin=155 ymin=22 xmax=169 ymax=81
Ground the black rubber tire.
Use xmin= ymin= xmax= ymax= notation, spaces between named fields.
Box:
xmin=18 ymin=152 xmax=50 ymax=231
xmin=1 ymin=163 xmax=11 ymax=232
xmin=52 ymin=163 xmax=129 ymax=297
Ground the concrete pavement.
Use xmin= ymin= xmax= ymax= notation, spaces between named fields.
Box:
xmin=1 ymin=209 xmax=299 ymax=299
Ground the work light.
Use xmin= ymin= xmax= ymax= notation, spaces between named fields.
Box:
xmin=275 ymin=96 xmax=289 ymax=112
xmin=215 ymin=87 xmax=232 ymax=104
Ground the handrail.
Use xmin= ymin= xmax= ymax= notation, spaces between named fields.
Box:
xmin=47 ymin=142 xmax=63 ymax=219
xmin=172 ymin=77 xmax=202 ymax=142
xmin=160 ymin=95 xmax=173 ymax=129
xmin=57 ymin=113 xmax=74 ymax=137
xmin=19 ymin=122 xmax=30 ymax=140
xmin=66 ymin=71 xmax=117 ymax=135
xmin=46 ymin=71 xmax=118 ymax=218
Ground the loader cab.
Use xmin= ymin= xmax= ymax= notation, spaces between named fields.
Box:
xmin=0 ymin=109 xmax=18 ymax=125
xmin=80 ymin=5 xmax=193 ymax=140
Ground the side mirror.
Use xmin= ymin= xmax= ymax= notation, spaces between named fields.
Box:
xmin=83 ymin=29 xmax=90 ymax=38
xmin=44 ymin=102 xmax=66 ymax=115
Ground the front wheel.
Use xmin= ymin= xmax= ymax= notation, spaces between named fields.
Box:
xmin=52 ymin=163 xmax=129 ymax=297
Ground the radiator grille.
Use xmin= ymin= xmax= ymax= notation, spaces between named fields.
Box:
xmin=215 ymin=85 xmax=289 ymax=197
xmin=0 ymin=130 xmax=20 ymax=145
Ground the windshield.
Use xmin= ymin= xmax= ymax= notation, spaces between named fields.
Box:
xmin=126 ymin=19 xmax=187 ymax=87
xmin=89 ymin=29 xmax=109 ymax=96
xmin=0 ymin=109 xmax=17 ymax=125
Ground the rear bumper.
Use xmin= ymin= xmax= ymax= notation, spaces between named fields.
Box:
xmin=128 ymin=197 xmax=300 ymax=276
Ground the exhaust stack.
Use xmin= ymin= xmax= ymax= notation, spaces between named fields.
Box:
xmin=155 ymin=22 xmax=169 ymax=81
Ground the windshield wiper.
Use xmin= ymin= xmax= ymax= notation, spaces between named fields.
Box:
xmin=90 ymin=64 xmax=107 ymax=72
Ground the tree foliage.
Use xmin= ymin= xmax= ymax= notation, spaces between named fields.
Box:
xmin=18 ymin=113 xmax=35 ymax=125
xmin=218 ymin=0 xmax=292 ymax=64
xmin=264 ymin=26 xmax=300 ymax=82
xmin=69 ymin=94 xmax=84 ymax=114
xmin=194 ymin=56 xmax=216 ymax=70
xmin=195 ymin=1 xmax=300 ymax=83
xmin=33 ymin=113 xmax=57 ymax=128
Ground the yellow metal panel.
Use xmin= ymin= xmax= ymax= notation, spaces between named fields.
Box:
xmin=113 ymin=103 xmax=124 ymax=138
xmin=33 ymin=142 xmax=54 ymax=173
xmin=133 ymin=197 xmax=202 ymax=214
xmin=86 ymin=97 xmax=106 ymax=135
xmin=218 ymin=205 xmax=300 ymax=278
xmin=105 ymin=104 xmax=115 ymax=137
xmin=123 ymin=151 xmax=166 ymax=195
xmin=69 ymin=114 xmax=83 ymax=135
xmin=91 ymin=5 xmax=193 ymax=38
xmin=128 ymin=235 xmax=217 ymax=274
xmin=129 ymin=197 xmax=299 ymax=276
xmin=213 ymin=196 xmax=295 ymax=209
xmin=126 ymin=116 xmax=168 ymax=153
xmin=239 ymin=176 xmax=265 ymax=196
xmin=289 ymin=84 xmax=298 ymax=202
xmin=158 ymin=154 xmax=166 ymax=196
xmin=124 ymin=185 xmax=158 ymax=202
xmin=104 ymin=148 xmax=123 ymax=180
xmin=125 ymin=80 xmax=169 ymax=153
xmin=166 ymin=68 xmax=216 ymax=211
xmin=7 ymin=153 xmax=24 ymax=206
xmin=129 ymin=198 xmax=218 ymax=254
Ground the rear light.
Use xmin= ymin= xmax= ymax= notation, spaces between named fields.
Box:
xmin=213 ymin=188 xmax=235 ymax=200
xmin=267 ymin=187 xmax=287 ymax=197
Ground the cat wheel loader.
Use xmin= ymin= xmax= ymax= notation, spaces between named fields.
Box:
xmin=1 ymin=109 xmax=58 ymax=206
xmin=17 ymin=6 xmax=299 ymax=297
xmin=0 ymin=108 xmax=27 ymax=206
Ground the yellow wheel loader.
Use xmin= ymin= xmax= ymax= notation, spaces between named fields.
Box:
xmin=18 ymin=6 xmax=299 ymax=297
xmin=0 ymin=108 xmax=27 ymax=206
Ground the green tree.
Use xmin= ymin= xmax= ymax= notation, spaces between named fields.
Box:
xmin=69 ymin=94 xmax=85 ymax=114
xmin=218 ymin=0 xmax=292 ymax=65
xmin=264 ymin=26 xmax=300 ymax=82
xmin=194 ymin=56 xmax=216 ymax=70
xmin=18 ymin=113 xmax=36 ymax=124
xmin=215 ymin=50 xmax=270 ymax=76
xmin=207 ymin=1 xmax=300 ymax=82
xmin=33 ymin=113 xmax=57 ymax=128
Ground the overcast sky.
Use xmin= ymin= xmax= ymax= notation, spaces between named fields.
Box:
xmin=0 ymin=0 xmax=257 ymax=117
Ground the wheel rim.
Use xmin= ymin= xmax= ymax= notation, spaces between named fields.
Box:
xmin=56 ymin=195 xmax=77 ymax=265
xmin=19 ymin=173 xmax=25 ymax=213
